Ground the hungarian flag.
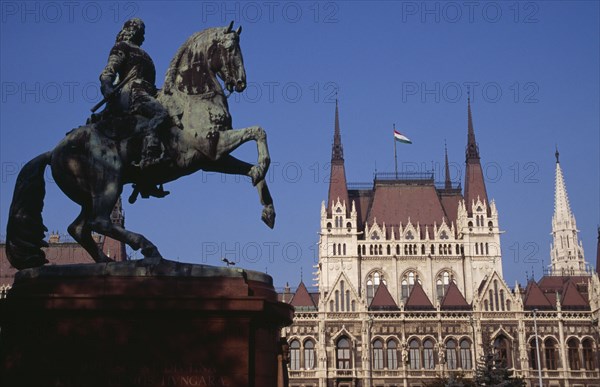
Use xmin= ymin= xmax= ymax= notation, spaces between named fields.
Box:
xmin=393 ymin=129 xmax=412 ymax=144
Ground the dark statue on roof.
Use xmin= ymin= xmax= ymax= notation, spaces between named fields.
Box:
xmin=6 ymin=19 xmax=275 ymax=270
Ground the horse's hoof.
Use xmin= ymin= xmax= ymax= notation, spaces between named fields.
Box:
xmin=141 ymin=245 xmax=163 ymax=259
xmin=261 ymin=205 xmax=275 ymax=229
xmin=249 ymin=165 xmax=265 ymax=186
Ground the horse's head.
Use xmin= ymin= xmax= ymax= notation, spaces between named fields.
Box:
xmin=210 ymin=21 xmax=246 ymax=93
xmin=163 ymin=22 xmax=246 ymax=97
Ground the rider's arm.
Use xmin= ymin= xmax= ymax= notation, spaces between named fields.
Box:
xmin=99 ymin=42 xmax=127 ymax=97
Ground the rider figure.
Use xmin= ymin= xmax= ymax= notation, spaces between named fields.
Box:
xmin=99 ymin=18 xmax=169 ymax=199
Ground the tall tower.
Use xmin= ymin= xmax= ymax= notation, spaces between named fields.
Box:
xmin=319 ymin=101 xmax=359 ymax=296
xmin=464 ymin=96 xmax=489 ymax=215
xmin=457 ymin=98 xmax=503 ymax=292
xmin=550 ymin=149 xmax=586 ymax=275
xmin=328 ymin=99 xmax=349 ymax=212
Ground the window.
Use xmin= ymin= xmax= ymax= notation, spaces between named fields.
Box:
xmin=387 ymin=340 xmax=398 ymax=370
xmin=567 ymin=338 xmax=580 ymax=370
xmin=373 ymin=339 xmax=384 ymax=370
xmin=366 ymin=271 xmax=386 ymax=305
xmin=423 ymin=339 xmax=435 ymax=369
xmin=290 ymin=340 xmax=300 ymax=370
xmin=494 ymin=336 xmax=511 ymax=368
xmin=304 ymin=340 xmax=315 ymax=370
xmin=409 ymin=339 xmax=421 ymax=369
xmin=544 ymin=338 xmax=558 ymax=370
xmin=337 ymin=338 xmax=351 ymax=369
xmin=582 ymin=339 xmax=594 ymax=370
xmin=446 ymin=340 xmax=457 ymax=370
xmin=436 ymin=271 xmax=451 ymax=299
xmin=401 ymin=271 xmax=419 ymax=300
xmin=460 ymin=340 xmax=472 ymax=369
xmin=529 ymin=338 xmax=539 ymax=370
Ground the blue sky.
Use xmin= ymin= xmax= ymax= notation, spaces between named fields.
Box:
xmin=1 ymin=1 xmax=599 ymax=289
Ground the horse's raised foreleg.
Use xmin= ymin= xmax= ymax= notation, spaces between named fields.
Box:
xmin=68 ymin=208 xmax=110 ymax=263
xmin=204 ymin=155 xmax=275 ymax=228
xmin=214 ymin=126 xmax=270 ymax=186
xmin=88 ymin=190 xmax=163 ymax=263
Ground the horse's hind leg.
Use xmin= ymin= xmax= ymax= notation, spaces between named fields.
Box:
xmin=68 ymin=207 xmax=111 ymax=263
xmin=88 ymin=192 xmax=163 ymax=263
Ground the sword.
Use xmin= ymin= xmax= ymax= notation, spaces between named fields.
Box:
xmin=90 ymin=72 xmax=136 ymax=113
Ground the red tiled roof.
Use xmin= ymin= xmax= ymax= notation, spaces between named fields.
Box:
xmin=366 ymin=182 xmax=447 ymax=230
xmin=538 ymin=276 xmax=590 ymax=291
xmin=440 ymin=282 xmax=471 ymax=310
xmin=369 ymin=282 xmax=398 ymax=311
xmin=439 ymin=193 xmax=463 ymax=224
xmin=523 ymin=280 xmax=553 ymax=310
xmin=328 ymin=162 xmax=349 ymax=213
xmin=349 ymin=190 xmax=373 ymax=230
xmin=405 ymin=282 xmax=434 ymax=310
xmin=290 ymin=281 xmax=316 ymax=309
xmin=560 ymin=280 xmax=589 ymax=310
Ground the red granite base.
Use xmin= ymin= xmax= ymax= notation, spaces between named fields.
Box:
xmin=0 ymin=260 xmax=293 ymax=387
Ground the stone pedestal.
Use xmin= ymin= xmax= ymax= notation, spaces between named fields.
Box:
xmin=0 ymin=260 xmax=293 ymax=387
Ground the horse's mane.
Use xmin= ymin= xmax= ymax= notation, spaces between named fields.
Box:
xmin=163 ymin=27 xmax=224 ymax=94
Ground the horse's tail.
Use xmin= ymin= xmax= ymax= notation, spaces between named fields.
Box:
xmin=5 ymin=151 xmax=52 ymax=270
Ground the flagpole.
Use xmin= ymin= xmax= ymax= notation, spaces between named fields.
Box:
xmin=393 ymin=124 xmax=398 ymax=179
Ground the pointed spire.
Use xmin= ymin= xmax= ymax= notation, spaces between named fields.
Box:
xmin=463 ymin=96 xmax=489 ymax=214
xmin=332 ymin=99 xmax=344 ymax=161
xmin=554 ymin=149 xmax=573 ymax=223
xmin=466 ymin=92 xmax=479 ymax=160
xmin=327 ymin=100 xmax=349 ymax=212
xmin=444 ymin=140 xmax=452 ymax=190
xmin=550 ymin=149 xmax=586 ymax=275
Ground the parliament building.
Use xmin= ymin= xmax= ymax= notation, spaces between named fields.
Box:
xmin=280 ymin=101 xmax=600 ymax=387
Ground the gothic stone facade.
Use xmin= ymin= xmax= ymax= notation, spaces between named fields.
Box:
xmin=280 ymin=102 xmax=600 ymax=387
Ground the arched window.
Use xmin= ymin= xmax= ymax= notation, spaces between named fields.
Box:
xmin=402 ymin=271 xmax=419 ymax=300
xmin=387 ymin=340 xmax=398 ymax=370
xmin=529 ymin=338 xmax=539 ymax=370
xmin=436 ymin=271 xmax=451 ymax=299
xmin=327 ymin=222 xmax=332 ymax=232
xmin=409 ymin=339 xmax=421 ymax=369
xmin=460 ymin=340 xmax=472 ymax=369
xmin=304 ymin=340 xmax=315 ymax=370
xmin=446 ymin=340 xmax=457 ymax=370
xmin=494 ymin=336 xmax=511 ymax=368
xmin=366 ymin=271 xmax=386 ymax=305
xmin=567 ymin=338 xmax=580 ymax=370
xmin=372 ymin=339 xmax=384 ymax=370
xmin=289 ymin=340 xmax=301 ymax=370
xmin=582 ymin=339 xmax=594 ymax=370
xmin=346 ymin=222 xmax=352 ymax=232
xmin=423 ymin=339 xmax=435 ymax=369
xmin=401 ymin=280 xmax=409 ymax=300
xmin=544 ymin=338 xmax=558 ymax=370
xmin=337 ymin=337 xmax=351 ymax=369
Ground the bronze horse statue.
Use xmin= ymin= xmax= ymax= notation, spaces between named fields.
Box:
xmin=6 ymin=23 xmax=274 ymax=270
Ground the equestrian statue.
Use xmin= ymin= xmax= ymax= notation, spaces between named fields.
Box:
xmin=5 ymin=19 xmax=275 ymax=270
